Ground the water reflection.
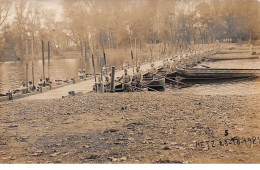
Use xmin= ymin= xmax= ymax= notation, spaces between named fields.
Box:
xmin=2 ymin=51 xmax=259 ymax=95
xmin=0 ymin=59 xmax=81 ymax=94
xmin=0 ymin=51 xmax=154 ymax=94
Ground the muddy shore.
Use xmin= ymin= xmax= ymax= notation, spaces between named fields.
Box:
xmin=1 ymin=91 xmax=260 ymax=163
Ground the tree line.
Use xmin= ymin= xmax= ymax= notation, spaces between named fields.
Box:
xmin=0 ymin=0 xmax=259 ymax=62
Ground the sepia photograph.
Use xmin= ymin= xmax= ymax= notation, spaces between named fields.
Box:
xmin=1 ymin=0 xmax=260 ymax=166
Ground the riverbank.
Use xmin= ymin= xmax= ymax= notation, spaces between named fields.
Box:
xmin=0 ymin=45 xmax=162 ymax=63
xmin=1 ymin=92 xmax=260 ymax=163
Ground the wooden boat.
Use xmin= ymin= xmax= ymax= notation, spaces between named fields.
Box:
xmin=145 ymin=78 xmax=165 ymax=91
xmin=205 ymin=56 xmax=260 ymax=61
xmin=142 ymin=72 xmax=165 ymax=91
xmin=113 ymin=72 xmax=165 ymax=92
xmin=150 ymin=66 xmax=177 ymax=83
xmin=165 ymin=72 xmax=177 ymax=82
xmin=176 ymin=68 xmax=260 ymax=79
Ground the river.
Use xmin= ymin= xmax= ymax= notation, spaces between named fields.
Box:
xmin=0 ymin=50 xmax=154 ymax=94
xmin=1 ymin=45 xmax=260 ymax=96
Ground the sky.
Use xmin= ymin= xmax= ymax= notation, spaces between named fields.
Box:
xmin=39 ymin=0 xmax=63 ymax=21
xmin=39 ymin=0 xmax=260 ymax=21
xmin=6 ymin=0 xmax=260 ymax=23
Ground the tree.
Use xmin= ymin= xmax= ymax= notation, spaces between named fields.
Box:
xmin=0 ymin=0 xmax=14 ymax=28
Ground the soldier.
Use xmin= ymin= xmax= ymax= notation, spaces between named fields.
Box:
xmin=132 ymin=67 xmax=143 ymax=88
xmin=78 ymin=69 xmax=84 ymax=79
xmin=103 ymin=69 xmax=111 ymax=92
xmin=168 ymin=58 xmax=174 ymax=71
xmin=149 ymin=63 xmax=157 ymax=75
xmin=148 ymin=63 xmax=158 ymax=81
xmin=122 ymin=60 xmax=129 ymax=70
xmin=28 ymin=81 xmax=35 ymax=92
xmin=119 ymin=69 xmax=132 ymax=91
xmin=19 ymin=81 xmax=27 ymax=94
xmin=104 ymin=71 xmax=111 ymax=84
xmin=37 ymin=78 xmax=46 ymax=92
xmin=96 ymin=76 xmax=104 ymax=93
xmin=38 ymin=78 xmax=43 ymax=87
xmin=163 ymin=58 xmax=169 ymax=68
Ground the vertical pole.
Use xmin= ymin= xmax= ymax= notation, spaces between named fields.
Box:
xmin=103 ymin=50 xmax=106 ymax=66
xmin=100 ymin=66 xmax=104 ymax=93
xmin=131 ymin=50 xmax=134 ymax=73
xmin=135 ymin=38 xmax=137 ymax=69
xmin=26 ymin=63 xmax=28 ymax=88
xmin=31 ymin=39 xmax=35 ymax=87
xmin=42 ymin=40 xmax=45 ymax=80
xmin=92 ymin=54 xmax=97 ymax=92
xmin=25 ymin=39 xmax=29 ymax=89
xmin=84 ymin=42 xmax=87 ymax=71
xmin=150 ymin=45 xmax=153 ymax=62
xmin=103 ymin=51 xmax=107 ymax=75
xmin=98 ymin=46 xmax=101 ymax=67
xmin=101 ymin=67 xmax=103 ymax=82
xmin=80 ymin=41 xmax=83 ymax=71
xmin=48 ymin=41 xmax=50 ymax=80
xmin=111 ymin=66 xmax=115 ymax=92
xmin=92 ymin=54 xmax=97 ymax=83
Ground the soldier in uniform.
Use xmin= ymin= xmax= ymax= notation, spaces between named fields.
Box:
xmin=148 ymin=63 xmax=157 ymax=80
xmin=163 ymin=58 xmax=168 ymax=68
xmin=119 ymin=69 xmax=132 ymax=91
xmin=149 ymin=63 xmax=157 ymax=75
xmin=103 ymin=69 xmax=111 ymax=92
xmin=38 ymin=78 xmax=43 ymax=87
xmin=132 ymin=67 xmax=143 ymax=88
xmin=28 ymin=81 xmax=35 ymax=92
xmin=168 ymin=58 xmax=174 ymax=71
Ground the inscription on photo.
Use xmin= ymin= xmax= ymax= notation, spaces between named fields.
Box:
xmin=196 ymin=136 xmax=260 ymax=149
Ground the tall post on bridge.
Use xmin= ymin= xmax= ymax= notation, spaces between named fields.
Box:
xmin=31 ymin=39 xmax=35 ymax=87
xmin=42 ymin=40 xmax=45 ymax=80
xmin=103 ymin=50 xmax=107 ymax=75
xmin=135 ymin=38 xmax=137 ymax=71
xmin=92 ymin=54 xmax=97 ymax=82
xmin=80 ymin=41 xmax=84 ymax=72
xmin=92 ymin=54 xmax=97 ymax=92
xmin=25 ymin=39 xmax=29 ymax=89
xmin=48 ymin=41 xmax=51 ymax=80
xmin=111 ymin=66 xmax=115 ymax=92
xmin=84 ymin=42 xmax=87 ymax=72
xmin=131 ymin=50 xmax=134 ymax=73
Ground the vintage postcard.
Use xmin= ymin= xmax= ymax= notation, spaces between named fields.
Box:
xmin=0 ymin=0 xmax=260 ymax=164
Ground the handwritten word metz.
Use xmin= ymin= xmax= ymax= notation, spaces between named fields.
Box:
xmin=196 ymin=136 xmax=260 ymax=149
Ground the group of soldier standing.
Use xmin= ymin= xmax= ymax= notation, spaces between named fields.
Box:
xmin=95 ymin=62 xmax=158 ymax=92
xmin=163 ymin=46 xmax=220 ymax=72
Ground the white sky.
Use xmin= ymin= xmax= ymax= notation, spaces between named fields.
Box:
xmin=39 ymin=0 xmax=63 ymax=21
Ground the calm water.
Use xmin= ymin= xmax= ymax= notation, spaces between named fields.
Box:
xmin=1 ymin=50 xmax=260 ymax=95
xmin=0 ymin=51 xmax=154 ymax=94
xmin=174 ymin=57 xmax=260 ymax=95
xmin=0 ymin=59 xmax=83 ymax=94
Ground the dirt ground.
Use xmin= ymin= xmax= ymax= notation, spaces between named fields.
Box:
xmin=1 ymin=91 xmax=260 ymax=164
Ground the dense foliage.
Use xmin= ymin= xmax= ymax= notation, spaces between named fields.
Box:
xmin=0 ymin=0 xmax=259 ymax=61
